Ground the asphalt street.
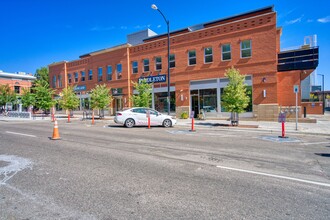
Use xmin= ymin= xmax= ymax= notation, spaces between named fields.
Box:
xmin=1 ymin=119 xmax=330 ymax=219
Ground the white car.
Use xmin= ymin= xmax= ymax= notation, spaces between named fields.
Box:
xmin=114 ymin=107 xmax=177 ymax=128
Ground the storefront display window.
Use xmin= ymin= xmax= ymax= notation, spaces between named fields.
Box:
xmin=154 ymin=92 xmax=175 ymax=113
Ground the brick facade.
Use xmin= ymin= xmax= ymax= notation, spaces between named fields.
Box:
xmin=48 ymin=6 xmax=318 ymax=119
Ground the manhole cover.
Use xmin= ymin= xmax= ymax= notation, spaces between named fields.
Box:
xmin=166 ymin=130 xmax=195 ymax=135
xmin=260 ymin=136 xmax=300 ymax=143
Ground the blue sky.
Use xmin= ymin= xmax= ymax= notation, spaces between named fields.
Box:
xmin=1 ymin=0 xmax=329 ymax=89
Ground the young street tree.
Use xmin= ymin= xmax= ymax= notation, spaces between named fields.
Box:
xmin=33 ymin=81 xmax=55 ymax=115
xmin=58 ymin=86 xmax=80 ymax=122
xmin=0 ymin=84 xmax=16 ymax=109
xmin=21 ymin=88 xmax=35 ymax=110
xmin=131 ymin=79 xmax=152 ymax=107
xmin=221 ymin=66 xmax=250 ymax=126
xmin=90 ymin=84 xmax=112 ymax=121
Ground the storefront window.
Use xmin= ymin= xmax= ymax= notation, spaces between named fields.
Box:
xmin=190 ymin=89 xmax=217 ymax=117
xmin=154 ymin=91 xmax=175 ymax=113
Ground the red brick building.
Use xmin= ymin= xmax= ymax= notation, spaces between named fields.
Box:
xmin=0 ymin=70 xmax=35 ymax=95
xmin=0 ymin=70 xmax=36 ymax=111
xmin=48 ymin=6 xmax=318 ymax=120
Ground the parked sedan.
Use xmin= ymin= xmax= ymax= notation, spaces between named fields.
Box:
xmin=114 ymin=107 xmax=177 ymax=128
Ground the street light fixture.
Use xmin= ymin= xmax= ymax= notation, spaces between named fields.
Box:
xmin=318 ymin=74 xmax=325 ymax=114
xmin=151 ymin=4 xmax=171 ymax=115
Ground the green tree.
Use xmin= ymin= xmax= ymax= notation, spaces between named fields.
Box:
xmin=33 ymin=81 xmax=55 ymax=113
xmin=221 ymin=67 xmax=250 ymax=125
xmin=0 ymin=84 xmax=16 ymax=107
xmin=90 ymin=84 xmax=112 ymax=110
xmin=58 ymin=86 xmax=79 ymax=122
xmin=131 ymin=79 xmax=152 ymax=107
xmin=21 ymin=88 xmax=35 ymax=109
xmin=34 ymin=67 xmax=49 ymax=87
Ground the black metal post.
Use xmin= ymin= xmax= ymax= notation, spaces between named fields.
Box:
xmin=152 ymin=4 xmax=171 ymax=115
xmin=318 ymin=74 xmax=325 ymax=114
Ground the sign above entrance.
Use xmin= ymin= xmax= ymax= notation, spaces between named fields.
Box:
xmin=138 ymin=74 xmax=166 ymax=84
xmin=74 ymin=85 xmax=86 ymax=91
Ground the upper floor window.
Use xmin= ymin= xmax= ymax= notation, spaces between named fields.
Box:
xmin=132 ymin=61 xmax=138 ymax=74
xmin=52 ymin=75 xmax=56 ymax=88
xmin=58 ymin=75 xmax=62 ymax=88
xmin=241 ymin=39 xmax=251 ymax=58
xmin=98 ymin=67 xmax=103 ymax=82
xmin=155 ymin=56 xmax=162 ymax=70
xmin=188 ymin=50 xmax=196 ymax=65
xmin=74 ymin=72 xmax=78 ymax=83
xmin=81 ymin=71 xmax=85 ymax=82
xmin=221 ymin=44 xmax=231 ymax=61
xmin=88 ymin=69 xmax=93 ymax=80
xmin=14 ymin=86 xmax=20 ymax=94
xmin=143 ymin=59 xmax=150 ymax=72
xmin=107 ymin=65 xmax=112 ymax=81
xmin=204 ymin=47 xmax=213 ymax=63
xmin=68 ymin=73 xmax=72 ymax=84
xmin=169 ymin=54 xmax=175 ymax=68
xmin=117 ymin=64 xmax=122 ymax=79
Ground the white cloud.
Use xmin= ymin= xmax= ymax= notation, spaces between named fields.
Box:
xmin=90 ymin=26 xmax=115 ymax=31
xmin=307 ymin=19 xmax=313 ymax=23
xmin=278 ymin=8 xmax=296 ymax=19
xmin=120 ymin=26 xmax=127 ymax=30
xmin=317 ymin=16 xmax=330 ymax=23
xmin=285 ymin=15 xmax=304 ymax=25
xmin=157 ymin=24 xmax=161 ymax=28
xmin=134 ymin=24 xmax=152 ymax=29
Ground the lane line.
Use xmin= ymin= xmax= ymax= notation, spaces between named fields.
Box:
xmin=302 ymin=142 xmax=330 ymax=145
xmin=216 ymin=165 xmax=330 ymax=187
xmin=5 ymin=131 xmax=37 ymax=138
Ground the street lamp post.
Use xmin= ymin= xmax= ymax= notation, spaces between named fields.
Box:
xmin=151 ymin=4 xmax=171 ymax=115
xmin=318 ymin=74 xmax=325 ymax=114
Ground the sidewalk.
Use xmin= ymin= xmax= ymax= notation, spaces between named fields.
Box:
xmin=177 ymin=112 xmax=330 ymax=136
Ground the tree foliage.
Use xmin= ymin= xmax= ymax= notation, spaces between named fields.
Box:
xmin=33 ymin=81 xmax=55 ymax=112
xmin=131 ymin=79 xmax=152 ymax=107
xmin=0 ymin=84 xmax=16 ymax=106
xmin=90 ymin=84 xmax=112 ymax=110
xmin=34 ymin=67 xmax=49 ymax=87
xmin=58 ymin=86 xmax=80 ymax=111
xmin=21 ymin=88 xmax=35 ymax=108
xmin=221 ymin=67 xmax=250 ymax=114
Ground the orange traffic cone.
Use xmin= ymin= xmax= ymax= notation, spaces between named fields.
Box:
xmin=51 ymin=120 xmax=61 ymax=140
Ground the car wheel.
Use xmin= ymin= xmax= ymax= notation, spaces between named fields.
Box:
xmin=163 ymin=119 xmax=172 ymax=128
xmin=125 ymin=118 xmax=135 ymax=128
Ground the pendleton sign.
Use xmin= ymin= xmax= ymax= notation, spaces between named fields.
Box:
xmin=138 ymin=74 xmax=166 ymax=84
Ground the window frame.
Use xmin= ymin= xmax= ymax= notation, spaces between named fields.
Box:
xmin=107 ymin=65 xmax=113 ymax=80
xmin=74 ymin=72 xmax=79 ymax=83
xmin=132 ymin=61 xmax=138 ymax=74
xmin=188 ymin=50 xmax=196 ymax=66
xmin=68 ymin=73 xmax=72 ymax=84
xmin=204 ymin=47 xmax=213 ymax=63
xmin=155 ymin=56 xmax=162 ymax=71
xmin=81 ymin=71 xmax=85 ymax=82
xmin=88 ymin=69 xmax=93 ymax=81
xmin=14 ymin=86 xmax=20 ymax=94
xmin=169 ymin=54 xmax=175 ymax=68
xmin=143 ymin=58 xmax=150 ymax=72
xmin=221 ymin=43 xmax=232 ymax=61
xmin=98 ymin=67 xmax=103 ymax=82
xmin=241 ymin=39 xmax=252 ymax=58
xmin=116 ymin=63 xmax=122 ymax=79
xmin=52 ymin=75 xmax=56 ymax=88
xmin=58 ymin=75 xmax=62 ymax=88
